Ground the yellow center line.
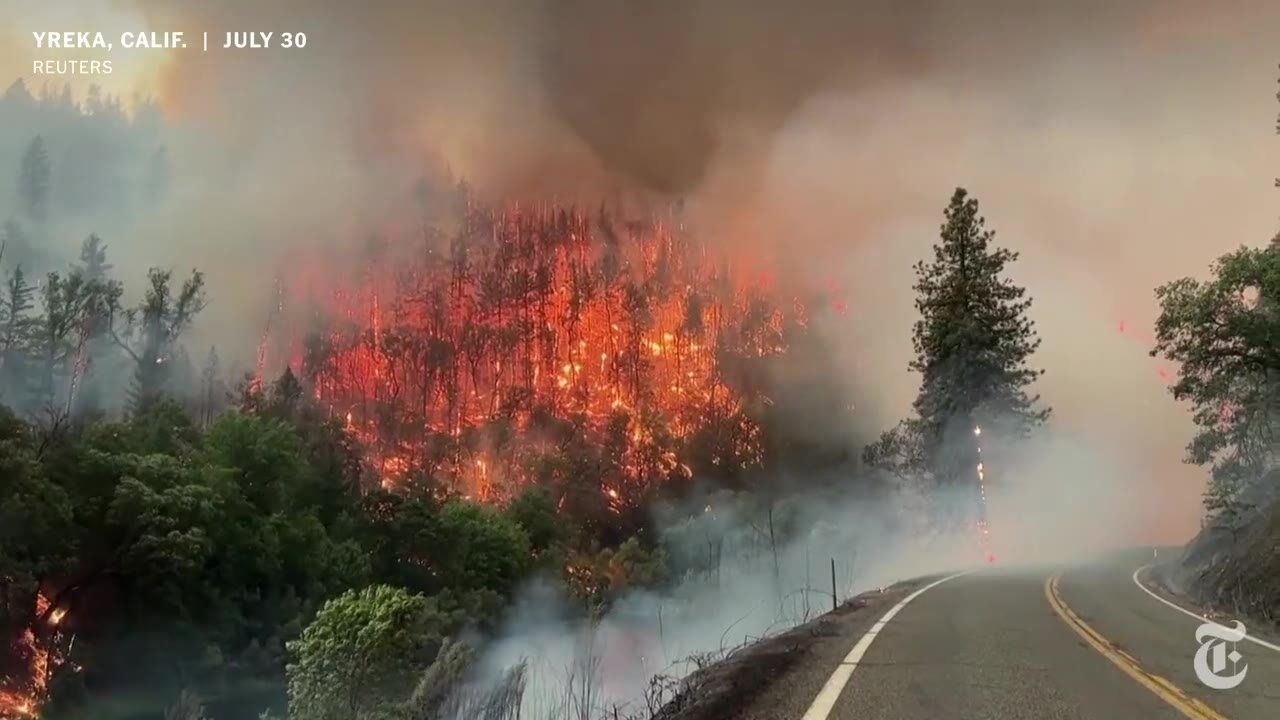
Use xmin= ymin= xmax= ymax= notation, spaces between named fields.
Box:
xmin=1044 ymin=574 xmax=1226 ymax=720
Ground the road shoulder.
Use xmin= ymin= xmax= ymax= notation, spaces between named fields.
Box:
xmin=654 ymin=578 xmax=933 ymax=720
xmin=1056 ymin=552 xmax=1280 ymax=718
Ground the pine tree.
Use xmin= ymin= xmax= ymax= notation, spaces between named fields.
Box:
xmin=111 ymin=268 xmax=206 ymax=413
xmin=2 ymin=221 xmax=32 ymax=263
xmin=199 ymin=346 xmax=221 ymax=427
xmin=18 ymin=136 xmax=51 ymax=223
xmin=0 ymin=266 xmax=37 ymax=403
xmin=79 ymin=234 xmax=112 ymax=280
xmin=31 ymin=271 xmax=79 ymax=410
xmin=70 ymin=235 xmax=122 ymax=418
xmin=868 ymin=188 xmax=1048 ymax=487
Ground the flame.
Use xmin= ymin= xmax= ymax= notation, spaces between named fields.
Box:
xmin=0 ymin=593 xmax=70 ymax=718
xmin=262 ymin=199 xmax=802 ymax=501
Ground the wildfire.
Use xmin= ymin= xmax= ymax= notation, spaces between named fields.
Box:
xmin=261 ymin=196 xmax=805 ymax=502
xmin=0 ymin=593 xmax=71 ymax=718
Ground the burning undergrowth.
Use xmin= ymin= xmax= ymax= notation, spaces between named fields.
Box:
xmin=256 ymin=185 xmax=835 ymax=510
xmin=0 ymin=590 xmax=72 ymax=717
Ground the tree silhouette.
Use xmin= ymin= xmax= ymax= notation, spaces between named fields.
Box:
xmin=18 ymin=136 xmax=51 ymax=223
xmin=868 ymin=188 xmax=1048 ymax=489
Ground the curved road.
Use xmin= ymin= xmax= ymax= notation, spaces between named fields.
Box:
xmin=745 ymin=549 xmax=1279 ymax=719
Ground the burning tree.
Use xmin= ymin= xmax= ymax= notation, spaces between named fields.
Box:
xmin=263 ymin=189 xmax=809 ymax=515
xmin=0 ymin=406 xmax=75 ymax=717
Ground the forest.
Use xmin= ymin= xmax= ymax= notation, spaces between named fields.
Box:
xmin=0 ymin=82 xmax=863 ymax=720
xmin=3 ymin=71 xmax=1280 ymax=720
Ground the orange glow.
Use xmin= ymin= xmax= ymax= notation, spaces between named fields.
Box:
xmin=261 ymin=198 xmax=803 ymax=501
xmin=0 ymin=593 xmax=69 ymax=718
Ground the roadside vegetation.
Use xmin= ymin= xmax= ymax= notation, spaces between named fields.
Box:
xmin=1151 ymin=72 xmax=1280 ymax=630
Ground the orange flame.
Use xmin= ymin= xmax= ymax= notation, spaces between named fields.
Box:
xmin=263 ymin=199 xmax=800 ymax=501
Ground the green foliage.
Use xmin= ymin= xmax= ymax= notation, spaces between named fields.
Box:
xmin=125 ymin=397 xmax=201 ymax=455
xmin=0 ymin=244 xmax=122 ymax=416
xmin=0 ymin=406 xmax=74 ymax=695
xmin=0 ymin=395 xmax=376 ymax=719
xmin=106 ymin=474 xmax=221 ymax=615
xmin=0 ymin=264 xmax=37 ymax=402
xmin=203 ymin=412 xmax=306 ymax=513
xmin=433 ymin=501 xmax=531 ymax=596
xmin=286 ymin=586 xmax=450 ymax=720
xmin=1153 ymin=244 xmax=1280 ymax=520
xmin=566 ymin=536 xmax=668 ymax=606
xmin=113 ymin=267 xmax=207 ymax=413
xmin=506 ymin=486 xmax=564 ymax=555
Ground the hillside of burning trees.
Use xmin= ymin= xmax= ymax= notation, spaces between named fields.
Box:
xmin=1 ymin=164 xmax=859 ymax=717
xmin=261 ymin=186 xmax=856 ymax=538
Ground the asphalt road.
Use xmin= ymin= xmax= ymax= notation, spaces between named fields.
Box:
xmin=774 ymin=549 xmax=1280 ymax=720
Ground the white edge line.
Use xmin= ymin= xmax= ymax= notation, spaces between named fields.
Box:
xmin=800 ymin=570 xmax=972 ymax=720
xmin=1132 ymin=564 xmax=1280 ymax=654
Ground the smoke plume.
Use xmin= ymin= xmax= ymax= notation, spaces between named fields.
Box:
xmin=3 ymin=0 xmax=1276 ymax=568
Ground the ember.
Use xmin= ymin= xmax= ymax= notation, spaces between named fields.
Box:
xmin=262 ymin=192 xmax=808 ymax=502
xmin=0 ymin=593 xmax=70 ymax=718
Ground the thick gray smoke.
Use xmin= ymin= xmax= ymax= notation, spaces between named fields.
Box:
xmin=3 ymin=0 xmax=1274 ymax=714
xmin=465 ymin=423 xmax=1154 ymax=716
xmin=1 ymin=2 xmax=1275 ymax=689
xmin=3 ymin=1 xmax=1273 ymax=533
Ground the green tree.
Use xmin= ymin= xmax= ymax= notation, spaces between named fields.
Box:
xmin=433 ymin=500 xmax=531 ymax=597
xmin=110 ymin=267 xmax=206 ymax=413
xmin=1152 ymin=244 xmax=1280 ymax=524
xmin=0 ymin=406 xmax=75 ymax=701
xmin=286 ymin=585 xmax=449 ymax=720
xmin=867 ymin=188 xmax=1048 ymax=488
xmin=71 ymin=235 xmax=122 ymax=418
xmin=506 ymin=486 xmax=564 ymax=555
xmin=359 ymin=490 xmax=444 ymax=595
xmin=18 ymin=135 xmax=51 ymax=223
xmin=31 ymin=271 xmax=95 ymax=412
xmin=78 ymin=234 xmax=112 ymax=281
xmin=31 ymin=399 xmax=371 ymax=718
xmin=203 ymin=412 xmax=306 ymax=514
xmin=0 ymin=265 xmax=37 ymax=403
xmin=565 ymin=536 xmax=667 ymax=606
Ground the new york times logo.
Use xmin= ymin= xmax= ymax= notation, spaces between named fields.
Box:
xmin=1193 ymin=620 xmax=1247 ymax=690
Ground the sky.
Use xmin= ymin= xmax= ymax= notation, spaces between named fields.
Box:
xmin=2 ymin=0 xmax=1278 ymax=540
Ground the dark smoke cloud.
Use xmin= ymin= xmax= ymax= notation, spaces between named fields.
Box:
xmin=114 ymin=1 xmax=1270 ymax=205
xmin=536 ymin=0 xmax=932 ymax=193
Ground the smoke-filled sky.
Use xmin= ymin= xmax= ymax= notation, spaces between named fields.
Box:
xmin=5 ymin=0 xmax=1279 ymax=540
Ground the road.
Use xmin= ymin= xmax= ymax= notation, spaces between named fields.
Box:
xmin=740 ymin=549 xmax=1280 ymax=719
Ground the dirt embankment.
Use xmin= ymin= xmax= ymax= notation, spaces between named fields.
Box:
xmin=1165 ymin=499 xmax=1280 ymax=632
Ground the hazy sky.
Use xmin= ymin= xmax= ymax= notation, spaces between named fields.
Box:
xmin=4 ymin=0 xmax=1279 ymax=540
